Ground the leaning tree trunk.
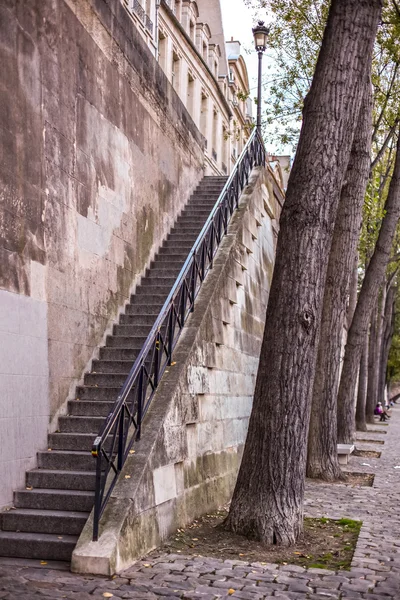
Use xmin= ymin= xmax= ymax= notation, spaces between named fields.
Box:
xmin=337 ymin=129 xmax=400 ymax=443
xmin=307 ymin=81 xmax=373 ymax=481
xmin=355 ymin=333 xmax=369 ymax=431
xmin=366 ymin=304 xmax=379 ymax=423
xmin=369 ymin=286 xmax=386 ymax=404
xmin=347 ymin=254 xmax=359 ymax=329
xmin=224 ymin=0 xmax=381 ymax=545
xmin=378 ymin=284 xmax=396 ymax=401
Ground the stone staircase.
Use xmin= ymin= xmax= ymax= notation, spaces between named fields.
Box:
xmin=0 ymin=176 xmax=228 ymax=562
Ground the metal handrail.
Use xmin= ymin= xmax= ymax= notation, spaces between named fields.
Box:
xmin=91 ymin=128 xmax=265 ymax=540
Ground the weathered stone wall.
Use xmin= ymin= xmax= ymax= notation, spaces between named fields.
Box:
xmin=72 ymin=165 xmax=283 ymax=575
xmin=0 ymin=0 xmax=204 ymax=509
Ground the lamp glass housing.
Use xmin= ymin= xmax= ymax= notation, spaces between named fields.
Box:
xmin=252 ymin=21 xmax=269 ymax=52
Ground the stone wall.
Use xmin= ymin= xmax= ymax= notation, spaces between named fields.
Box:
xmin=0 ymin=0 xmax=204 ymax=509
xmin=72 ymin=165 xmax=283 ymax=575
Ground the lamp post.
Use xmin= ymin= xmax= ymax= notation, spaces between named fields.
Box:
xmin=252 ymin=21 xmax=269 ymax=134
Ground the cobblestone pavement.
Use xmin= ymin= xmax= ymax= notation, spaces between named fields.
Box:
xmin=1 ymin=412 xmax=400 ymax=599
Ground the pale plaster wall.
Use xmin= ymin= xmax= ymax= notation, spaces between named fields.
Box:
xmin=0 ymin=0 xmax=204 ymax=508
xmin=0 ymin=289 xmax=49 ymax=508
xmin=72 ymin=165 xmax=283 ymax=575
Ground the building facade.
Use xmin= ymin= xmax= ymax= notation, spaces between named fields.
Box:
xmin=121 ymin=0 xmax=254 ymax=175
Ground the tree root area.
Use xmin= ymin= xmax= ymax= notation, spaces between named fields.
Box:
xmin=150 ymin=510 xmax=361 ymax=571
xmin=307 ymin=471 xmax=374 ymax=486
xmin=353 ymin=448 xmax=381 ymax=458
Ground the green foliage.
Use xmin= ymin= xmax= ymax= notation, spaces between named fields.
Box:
xmin=243 ymin=0 xmax=400 ymax=154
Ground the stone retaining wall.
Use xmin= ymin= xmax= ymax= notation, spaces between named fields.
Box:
xmin=0 ymin=0 xmax=204 ymax=509
xmin=72 ymin=165 xmax=283 ymax=575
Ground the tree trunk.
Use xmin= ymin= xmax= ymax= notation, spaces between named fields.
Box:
xmin=355 ymin=333 xmax=369 ymax=431
xmin=306 ymin=82 xmax=373 ymax=481
xmin=366 ymin=304 xmax=379 ymax=423
xmin=370 ymin=286 xmax=386 ymax=404
xmin=347 ymin=254 xmax=359 ymax=330
xmin=379 ymin=284 xmax=396 ymax=401
xmin=224 ymin=0 xmax=381 ymax=545
xmin=337 ymin=129 xmax=400 ymax=443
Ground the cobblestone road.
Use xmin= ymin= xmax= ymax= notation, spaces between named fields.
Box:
xmin=1 ymin=411 xmax=400 ymax=599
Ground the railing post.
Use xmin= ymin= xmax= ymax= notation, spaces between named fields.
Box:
xmin=92 ymin=450 xmax=102 ymax=541
xmin=154 ymin=332 xmax=161 ymax=388
xmin=191 ymin=254 xmax=196 ymax=311
xmin=136 ymin=367 xmax=144 ymax=441
xmin=117 ymin=410 xmax=124 ymax=471
xmin=167 ymin=308 xmax=174 ymax=365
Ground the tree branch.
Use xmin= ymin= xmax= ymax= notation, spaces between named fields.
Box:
xmin=371 ymin=121 xmax=399 ymax=172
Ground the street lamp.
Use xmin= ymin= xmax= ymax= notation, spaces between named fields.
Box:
xmin=252 ymin=21 xmax=270 ymax=133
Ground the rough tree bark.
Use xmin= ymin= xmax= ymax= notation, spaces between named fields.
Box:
xmin=369 ymin=286 xmax=386 ymax=406
xmin=355 ymin=333 xmax=369 ymax=431
xmin=224 ymin=0 xmax=381 ymax=545
xmin=366 ymin=304 xmax=379 ymax=423
xmin=347 ymin=254 xmax=359 ymax=329
xmin=337 ymin=129 xmax=400 ymax=443
xmin=306 ymin=81 xmax=373 ymax=481
xmin=378 ymin=284 xmax=397 ymax=401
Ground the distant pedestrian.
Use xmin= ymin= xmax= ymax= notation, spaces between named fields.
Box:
xmin=374 ymin=402 xmax=390 ymax=421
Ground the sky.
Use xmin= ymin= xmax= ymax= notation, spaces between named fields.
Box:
xmin=220 ymin=0 xmax=267 ymax=96
xmin=219 ymin=0 xmax=284 ymax=154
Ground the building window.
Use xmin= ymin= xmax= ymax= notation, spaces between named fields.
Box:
xmin=187 ymin=72 xmax=195 ymax=117
xmin=174 ymin=0 xmax=181 ymax=20
xmin=200 ymin=92 xmax=208 ymax=139
xmin=212 ymin=108 xmax=218 ymax=163
xmin=158 ymin=31 xmax=167 ymax=70
xmin=172 ymin=49 xmax=180 ymax=93
xmin=190 ymin=20 xmax=195 ymax=42
xmin=222 ymin=125 xmax=228 ymax=174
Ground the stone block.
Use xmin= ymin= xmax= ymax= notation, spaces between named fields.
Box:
xmin=153 ymin=464 xmax=177 ymax=505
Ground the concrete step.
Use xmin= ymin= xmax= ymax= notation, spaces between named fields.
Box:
xmin=167 ymin=234 xmax=198 ymax=243
xmin=84 ymin=372 xmax=130 ymax=387
xmin=118 ymin=313 xmax=156 ymax=326
xmin=170 ymin=225 xmax=203 ymax=234
xmin=48 ymin=432 xmax=117 ymax=452
xmin=1 ymin=508 xmax=89 ymax=536
xmin=136 ymin=285 xmax=172 ymax=296
xmin=91 ymin=359 xmax=134 ymax=374
xmin=14 ymin=488 xmax=94 ymax=512
xmin=123 ymin=303 xmax=163 ymax=316
xmin=99 ymin=347 xmax=139 ymax=361
xmin=38 ymin=450 xmax=95 ymax=472
xmin=157 ymin=246 xmax=192 ymax=257
xmin=106 ymin=334 xmax=145 ymax=349
xmin=137 ymin=276 xmax=177 ymax=288
xmin=76 ymin=385 xmax=133 ymax=401
xmin=27 ymin=468 xmax=96 ymax=491
xmin=59 ymin=415 xmax=105 ymax=434
xmin=146 ymin=267 xmax=185 ymax=279
xmin=0 ymin=531 xmax=79 ymax=561
xmin=48 ymin=432 xmax=97 ymax=451
xmin=130 ymin=294 xmax=167 ymax=306
xmin=150 ymin=255 xmax=186 ymax=265
xmin=68 ymin=399 xmax=116 ymax=417
xmin=113 ymin=325 xmax=152 ymax=338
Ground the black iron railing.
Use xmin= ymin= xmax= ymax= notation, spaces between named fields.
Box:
xmin=130 ymin=0 xmax=154 ymax=34
xmin=91 ymin=128 xmax=266 ymax=540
